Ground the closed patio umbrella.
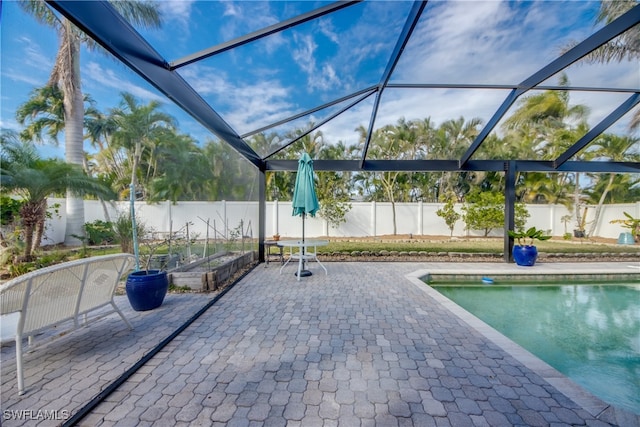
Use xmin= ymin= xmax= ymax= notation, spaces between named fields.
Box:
xmin=291 ymin=152 xmax=319 ymax=277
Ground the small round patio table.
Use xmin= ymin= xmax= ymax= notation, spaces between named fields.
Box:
xmin=277 ymin=239 xmax=328 ymax=281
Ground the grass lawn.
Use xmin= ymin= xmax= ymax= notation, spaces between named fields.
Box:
xmin=312 ymin=236 xmax=640 ymax=255
xmin=4 ymin=235 xmax=637 ymax=280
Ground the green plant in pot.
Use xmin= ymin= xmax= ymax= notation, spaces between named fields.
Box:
xmin=115 ymin=212 xmax=169 ymax=311
xmin=508 ymin=227 xmax=551 ymax=266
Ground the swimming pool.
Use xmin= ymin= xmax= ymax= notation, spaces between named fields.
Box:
xmin=430 ymin=283 xmax=640 ymax=414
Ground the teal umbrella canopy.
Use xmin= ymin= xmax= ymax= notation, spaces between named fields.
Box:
xmin=292 ymin=153 xmax=319 ymax=217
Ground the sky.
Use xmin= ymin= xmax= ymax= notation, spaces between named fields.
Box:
xmin=1 ymin=0 xmax=638 ymax=161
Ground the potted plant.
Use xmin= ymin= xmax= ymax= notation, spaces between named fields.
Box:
xmin=610 ymin=211 xmax=639 ymax=244
xmin=573 ymin=206 xmax=588 ymax=238
xmin=508 ymin=226 xmax=551 ymax=266
xmin=114 ymin=212 xmax=169 ymax=311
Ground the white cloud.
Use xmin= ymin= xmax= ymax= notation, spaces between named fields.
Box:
xmin=158 ymin=0 xmax=194 ymax=28
xmin=292 ymin=33 xmax=318 ymax=77
xmin=83 ymin=62 xmax=165 ymax=104
xmin=180 ymin=64 xmax=296 ymax=134
xmin=3 ymin=36 xmax=53 ymax=86
xmin=318 ymin=19 xmax=339 ymax=45
xmin=19 ymin=36 xmax=53 ymax=68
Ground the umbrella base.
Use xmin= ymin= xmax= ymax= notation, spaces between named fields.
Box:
xmin=295 ymin=270 xmax=312 ymax=277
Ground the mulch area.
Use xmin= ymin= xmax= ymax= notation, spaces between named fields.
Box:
xmin=315 ymin=234 xmax=639 ymax=263
xmin=319 ymin=253 xmax=639 ymax=263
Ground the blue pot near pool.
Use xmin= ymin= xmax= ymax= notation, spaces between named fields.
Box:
xmin=512 ymin=245 xmax=538 ymax=266
xmin=126 ymin=270 xmax=169 ymax=311
xmin=617 ymin=232 xmax=635 ymax=245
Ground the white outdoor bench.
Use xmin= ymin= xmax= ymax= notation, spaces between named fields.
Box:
xmin=0 ymin=253 xmax=135 ymax=395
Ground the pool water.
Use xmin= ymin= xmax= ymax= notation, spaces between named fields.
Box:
xmin=431 ymin=283 xmax=640 ymax=414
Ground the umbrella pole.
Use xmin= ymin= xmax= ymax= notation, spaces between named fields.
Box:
xmin=298 ymin=212 xmax=312 ymax=277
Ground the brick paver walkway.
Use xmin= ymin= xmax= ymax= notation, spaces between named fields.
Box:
xmin=1 ymin=262 xmax=638 ymax=426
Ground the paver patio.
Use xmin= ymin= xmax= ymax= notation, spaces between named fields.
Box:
xmin=1 ymin=261 xmax=639 ymax=426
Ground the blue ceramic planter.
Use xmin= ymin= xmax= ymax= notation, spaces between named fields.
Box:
xmin=617 ymin=232 xmax=635 ymax=245
xmin=512 ymin=245 xmax=538 ymax=266
xmin=126 ymin=270 xmax=169 ymax=311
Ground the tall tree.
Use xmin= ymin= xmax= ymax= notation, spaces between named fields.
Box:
xmin=202 ymin=139 xmax=258 ymax=201
xmin=16 ymin=85 xmax=67 ymax=145
xmin=149 ymin=133 xmax=212 ymax=202
xmin=563 ymin=0 xmax=640 ymax=130
xmin=585 ymin=133 xmax=639 ymax=235
xmin=18 ymin=0 xmax=161 ymax=245
xmin=110 ymin=92 xmax=176 ymax=200
xmin=503 ymin=77 xmax=591 ymax=229
xmin=433 ymin=117 xmax=483 ymax=200
xmin=315 ymin=141 xmax=354 ymax=233
xmin=358 ymin=118 xmax=423 ymax=234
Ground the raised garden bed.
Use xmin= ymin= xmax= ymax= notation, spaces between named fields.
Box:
xmin=168 ymin=251 xmax=256 ymax=292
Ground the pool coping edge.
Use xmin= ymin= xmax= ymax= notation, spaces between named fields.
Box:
xmin=405 ymin=268 xmax=638 ymax=423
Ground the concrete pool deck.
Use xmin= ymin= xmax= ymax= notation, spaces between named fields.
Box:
xmin=1 ymin=261 xmax=639 ymax=426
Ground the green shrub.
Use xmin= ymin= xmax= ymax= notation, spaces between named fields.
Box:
xmin=113 ymin=213 xmax=146 ymax=254
xmin=84 ymin=220 xmax=116 ymax=245
xmin=0 ymin=196 xmax=23 ymax=226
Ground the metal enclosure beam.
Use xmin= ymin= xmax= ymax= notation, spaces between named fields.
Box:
xmin=46 ymin=0 xmax=263 ymax=169
xmin=554 ymin=93 xmax=640 ymax=167
xmin=170 ymin=1 xmax=361 ymax=69
xmin=265 ymin=90 xmax=376 ymax=159
xmin=243 ymin=86 xmax=377 ymax=140
xmin=258 ymin=168 xmax=267 ymax=263
xmin=265 ymin=159 xmax=640 ymax=173
xmin=459 ymin=4 xmax=640 ymax=167
xmin=504 ymin=161 xmax=516 ymax=263
xmin=360 ymin=1 xmax=427 ymax=168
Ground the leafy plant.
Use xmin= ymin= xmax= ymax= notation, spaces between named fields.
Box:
xmin=610 ymin=211 xmax=640 ymax=242
xmin=319 ymin=200 xmax=351 ymax=231
xmin=436 ymin=191 xmax=460 ymax=237
xmin=112 ymin=212 xmax=146 ymax=254
xmin=84 ymin=220 xmax=116 ymax=245
xmin=462 ymin=191 xmax=529 ymax=236
xmin=0 ymin=196 xmax=23 ymax=226
xmin=508 ymin=227 xmax=551 ymax=246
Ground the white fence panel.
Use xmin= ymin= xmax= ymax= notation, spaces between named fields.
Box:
xmin=40 ymin=199 xmax=639 ymax=245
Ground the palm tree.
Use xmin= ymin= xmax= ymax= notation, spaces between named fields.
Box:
xmin=562 ymin=0 xmax=640 ymax=130
xmin=433 ymin=117 xmax=483 ymax=200
xmin=503 ymin=77 xmax=592 ymax=232
xmin=360 ymin=118 xmax=424 ymax=234
xmin=149 ymin=133 xmax=212 ymax=202
xmin=109 ymin=92 xmax=176 ymax=200
xmin=18 ymin=0 xmax=161 ymax=246
xmin=16 ymin=85 xmax=67 ymax=145
xmin=585 ymin=133 xmax=639 ymax=235
xmin=0 ymin=135 xmax=115 ymax=260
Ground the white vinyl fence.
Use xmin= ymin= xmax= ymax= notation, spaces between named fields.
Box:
xmin=39 ymin=199 xmax=640 ymax=246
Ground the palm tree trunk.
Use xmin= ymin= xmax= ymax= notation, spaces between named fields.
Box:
xmin=20 ymin=201 xmax=45 ymax=261
xmin=587 ymin=174 xmax=615 ymax=237
xmin=99 ymin=199 xmax=113 ymax=223
xmin=573 ymin=172 xmax=586 ymax=236
xmin=61 ymin=28 xmax=85 ymax=246
xmin=32 ymin=215 xmax=46 ymax=253
xmin=31 ymin=199 xmax=48 ymax=255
